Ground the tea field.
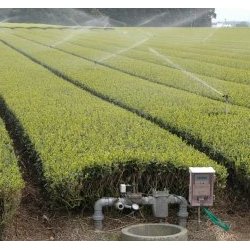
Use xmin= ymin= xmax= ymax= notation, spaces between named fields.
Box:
xmin=0 ymin=25 xmax=249 ymax=228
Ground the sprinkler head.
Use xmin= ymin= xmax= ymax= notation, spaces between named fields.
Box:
xmin=222 ymin=94 xmax=230 ymax=102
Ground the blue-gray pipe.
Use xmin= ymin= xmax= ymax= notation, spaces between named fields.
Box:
xmin=92 ymin=197 xmax=117 ymax=231
xmin=93 ymin=195 xmax=188 ymax=230
xmin=167 ymin=195 xmax=189 ymax=227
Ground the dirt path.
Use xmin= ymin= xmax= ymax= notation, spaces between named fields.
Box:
xmin=3 ymin=186 xmax=250 ymax=241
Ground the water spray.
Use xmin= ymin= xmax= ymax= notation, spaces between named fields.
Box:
xmin=138 ymin=9 xmax=211 ymax=28
xmin=0 ymin=18 xmax=10 ymax=23
xmin=137 ymin=9 xmax=210 ymax=28
xmin=149 ymin=47 xmax=231 ymax=114
xmin=44 ymin=8 xmax=120 ymax=47
xmin=98 ymin=37 xmax=150 ymax=63
xmin=202 ymin=29 xmax=218 ymax=43
xmin=138 ymin=11 xmax=168 ymax=27
xmin=50 ymin=28 xmax=89 ymax=47
xmin=0 ymin=16 xmax=20 ymax=24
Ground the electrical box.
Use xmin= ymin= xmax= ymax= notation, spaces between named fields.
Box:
xmin=189 ymin=167 xmax=215 ymax=207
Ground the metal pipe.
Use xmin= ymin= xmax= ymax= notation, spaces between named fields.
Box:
xmin=133 ymin=194 xmax=188 ymax=227
xmin=115 ymin=200 xmax=125 ymax=210
xmin=92 ymin=194 xmax=188 ymax=230
xmin=92 ymin=197 xmax=117 ymax=231
xmin=140 ymin=196 xmax=154 ymax=205
xmin=172 ymin=195 xmax=189 ymax=227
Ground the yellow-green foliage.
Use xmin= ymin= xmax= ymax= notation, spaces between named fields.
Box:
xmin=0 ymin=119 xmax=23 ymax=227
xmin=12 ymin=27 xmax=250 ymax=108
xmin=1 ymin=31 xmax=248 ymax=192
xmin=0 ymin=42 xmax=227 ymax=208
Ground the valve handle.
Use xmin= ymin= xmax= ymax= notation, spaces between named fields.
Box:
xmin=131 ymin=204 xmax=139 ymax=211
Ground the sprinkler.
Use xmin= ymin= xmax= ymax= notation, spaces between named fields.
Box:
xmin=149 ymin=47 xmax=232 ymax=114
xmin=222 ymin=94 xmax=231 ymax=115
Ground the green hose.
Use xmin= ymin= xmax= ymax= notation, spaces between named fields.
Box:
xmin=202 ymin=208 xmax=231 ymax=231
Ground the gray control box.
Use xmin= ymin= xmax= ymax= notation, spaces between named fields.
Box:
xmin=189 ymin=167 xmax=215 ymax=206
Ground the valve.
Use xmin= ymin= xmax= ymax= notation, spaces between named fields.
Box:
xmin=115 ymin=200 xmax=125 ymax=210
xmin=131 ymin=203 xmax=139 ymax=211
xmin=124 ymin=203 xmax=140 ymax=211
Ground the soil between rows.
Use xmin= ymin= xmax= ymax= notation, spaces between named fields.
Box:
xmin=2 ymin=176 xmax=250 ymax=241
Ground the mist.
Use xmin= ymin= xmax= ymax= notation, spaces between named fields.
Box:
xmin=0 ymin=9 xmax=216 ymax=27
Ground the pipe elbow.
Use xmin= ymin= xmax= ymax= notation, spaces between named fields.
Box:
xmin=92 ymin=197 xmax=117 ymax=231
xmin=176 ymin=196 xmax=188 ymax=218
xmin=94 ymin=197 xmax=116 ymax=211
xmin=177 ymin=196 xmax=188 ymax=206
xmin=93 ymin=197 xmax=117 ymax=222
